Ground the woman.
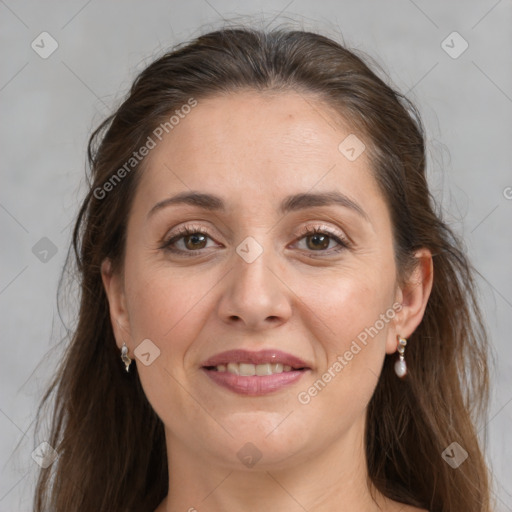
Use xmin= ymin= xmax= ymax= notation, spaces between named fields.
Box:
xmin=33 ymin=26 xmax=493 ymax=511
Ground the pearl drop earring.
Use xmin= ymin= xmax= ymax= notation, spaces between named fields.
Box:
xmin=394 ymin=335 xmax=407 ymax=378
xmin=120 ymin=342 xmax=132 ymax=373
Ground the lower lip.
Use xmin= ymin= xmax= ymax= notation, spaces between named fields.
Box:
xmin=202 ymin=368 xmax=308 ymax=396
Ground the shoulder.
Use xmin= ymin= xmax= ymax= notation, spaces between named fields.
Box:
xmin=386 ymin=501 xmax=429 ymax=512
xmin=397 ymin=505 xmax=429 ymax=512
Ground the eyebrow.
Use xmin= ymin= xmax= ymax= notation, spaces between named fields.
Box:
xmin=147 ymin=190 xmax=369 ymax=221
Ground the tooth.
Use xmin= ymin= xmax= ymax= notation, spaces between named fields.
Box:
xmin=239 ymin=363 xmax=256 ymax=376
xmin=256 ymin=363 xmax=273 ymax=376
xmin=272 ymin=363 xmax=284 ymax=373
xmin=227 ymin=363 xmax=240 ymax=375
xmin=214 ymin=362 xmax=297 ymax=374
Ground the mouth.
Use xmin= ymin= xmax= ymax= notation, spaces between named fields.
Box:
xmin=200 ymin=349 xmax=311 ymax=396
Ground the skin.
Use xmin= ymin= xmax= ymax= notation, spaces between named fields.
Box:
xmin=102 ymin=91 xmax=433 ymax=512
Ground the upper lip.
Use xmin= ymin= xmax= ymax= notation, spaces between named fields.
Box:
xmin=201 ymin=349 xmax=311 ymax=370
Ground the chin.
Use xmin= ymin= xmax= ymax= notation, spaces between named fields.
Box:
xmin=205 ymin=416 xmax=312 ymax=469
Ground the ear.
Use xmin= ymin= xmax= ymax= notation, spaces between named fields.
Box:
xmin=385 ymin=248 xmax=434 ymax=354
xmin=101 ymin=258 xmax=131 ymax=351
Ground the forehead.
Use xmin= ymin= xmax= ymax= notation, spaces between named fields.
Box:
xmin=133 ymin=90 xmax=382 ymax=216
xmin=155 ymin=90 xmax=354 ymax=166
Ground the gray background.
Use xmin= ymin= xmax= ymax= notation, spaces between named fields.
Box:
xmin=1 ymin=1 xmax=511 ymax=510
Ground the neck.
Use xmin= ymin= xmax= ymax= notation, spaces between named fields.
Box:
xmin=157 ymin=413 xmax=390 ymax=512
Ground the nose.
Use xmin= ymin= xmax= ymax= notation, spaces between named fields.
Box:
xmin=216 ymin=242 xmax=293 ymax=331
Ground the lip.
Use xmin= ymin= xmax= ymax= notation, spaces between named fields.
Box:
xmin=202 ymin=368 xmax=309 ymax=396
xmin=200 ymin=349 xmax=310 ymax=369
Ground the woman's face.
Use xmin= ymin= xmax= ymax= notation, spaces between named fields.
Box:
xmin=103 ymin=91 xmax=425 ymax=470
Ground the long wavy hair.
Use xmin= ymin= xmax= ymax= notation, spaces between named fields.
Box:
xmin=33 ymin=26 xmax=493 ymax=511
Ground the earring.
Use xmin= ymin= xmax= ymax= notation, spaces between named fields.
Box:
xmin=120 ymin=342 xmax=132 ymax=373
xmin=394 ymin=335 xmax=407 ymax=378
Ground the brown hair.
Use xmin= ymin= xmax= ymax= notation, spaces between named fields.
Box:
xmin=33 ymin=26 xmax=493 ymax=511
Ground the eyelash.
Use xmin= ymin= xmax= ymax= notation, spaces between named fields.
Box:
xmin=160 ymin=224 xmax=350 ymax=258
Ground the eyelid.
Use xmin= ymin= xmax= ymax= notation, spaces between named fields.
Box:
xmin=295 ymin=222 xmax=348 ymax=241
xmin=160 ymin=223 xmax=217 ymax=250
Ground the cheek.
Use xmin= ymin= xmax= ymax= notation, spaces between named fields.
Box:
xmin=124 ymin=264 xmax=208 ymax=350
xmin=123 ymin=264 xmax=217 ymax=426
xmin=296 ymin=266 xmax=395 ymax=407
xmin=304 ymin=263 xmax=395 ymax=346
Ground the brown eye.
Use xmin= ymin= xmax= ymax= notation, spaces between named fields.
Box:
xmin=182 ymin=233 xmax=208 ymax=250
xmin=305 ymin=233 xmax=331 ymax=251
xmin=161 ymin=226 xmax=216 ymax=256
xmin=295 ymin=226 xmax=349 ymax=255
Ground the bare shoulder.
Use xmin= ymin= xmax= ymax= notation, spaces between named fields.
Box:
xmin=386 ymin=500 xmax=429 ymax=512
xmin=394 ymin=504 xmax=429 ymax=512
